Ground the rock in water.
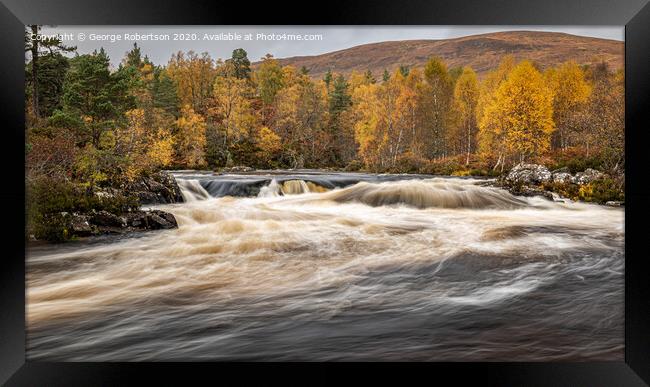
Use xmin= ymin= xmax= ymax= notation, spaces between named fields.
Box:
xmin=90 ymin=210 xmax=126 ymax=228
xmin=147 ymin=210 xmax=178 ymax=229
xmin=505 ymin=163 xmax=552 ymax=185
xmin=125 ymin=171 xmax=184 ymax=205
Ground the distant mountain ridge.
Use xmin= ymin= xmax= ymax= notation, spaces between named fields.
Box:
xmin=257 ymin=31 xmax=623 ymax=79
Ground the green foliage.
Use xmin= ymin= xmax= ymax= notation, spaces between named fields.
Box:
xmin=151 ymin=68 xmax=180 ymax=117
xmin=27 ymin=177 xmax=139 ymax=242
xmin=256 ymin=54 xmax=284 ymax=105
xmin=578 ymin=178 xmax=624 ymax=203
xmin=328 ymin=75 xmax=352 ymax=116
xmin=344 ymin=159 xmax=365 ymax=172
xmin=546 ymin=147 xmax=606 ymax=173
xmin=542 ymin=177 xmax=624 ymax=204
xmin=62 ymin=49 xmax=135 ymax=147
xmin=25 ymin=53 xmax=70 ymax=117
xmin=227 ymin=48 xmax=251 ymax=80
xmin=323 ymin=69 xmax=333 ymax=87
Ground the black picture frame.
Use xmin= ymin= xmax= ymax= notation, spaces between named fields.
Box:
xmin=1 ymin=0 xmax=649 ymax=385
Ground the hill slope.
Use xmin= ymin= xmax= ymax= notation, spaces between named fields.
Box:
xmin=264 ymin=31 xmax=623 ymax=79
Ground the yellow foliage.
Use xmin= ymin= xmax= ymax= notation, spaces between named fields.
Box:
xmin=546 ymin=61 xmax=592 ymax=148
xmin=167 ymin=51 xmax=215 ymax=114
xmin=147 ymin=128 xmax=174 ymax=167
xmin=210 ymin=74 xmax=257 ymax=142
xmin=479 ymin=60 xmax=555 ymax=163
xmin=175 ymin=105 xmax=207 ymax=167
xmin=256 ymin=126 xmax=282 ymax=155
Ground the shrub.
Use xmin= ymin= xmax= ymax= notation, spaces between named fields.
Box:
xmin=546 ymin=147 xmax=605 ymax=174
xmin=420 ymin=157 xmax=463 ymax=175
xmin=580 ymin=177 xmax=624 ymax=203
xmin=26 ymin=177 xmax=139 ymax=242
xmin=344 ymin=159 xmax=365 ymax=172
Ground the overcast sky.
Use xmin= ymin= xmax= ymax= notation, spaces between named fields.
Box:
xmin=36 ymin=26 xmax=624 ymax=67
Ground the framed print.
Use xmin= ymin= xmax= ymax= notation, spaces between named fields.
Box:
xmin=1 ymin=0 xmax=649 ymax=385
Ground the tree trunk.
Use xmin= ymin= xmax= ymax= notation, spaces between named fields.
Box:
xmin=30 ymin=25 xmax=40 ymax=119
xmin=465 ymin=122 xmax=471 ymax=165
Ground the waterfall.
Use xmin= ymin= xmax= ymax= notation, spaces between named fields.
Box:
xmin=177 ymin=179 xmax=211 ymax=202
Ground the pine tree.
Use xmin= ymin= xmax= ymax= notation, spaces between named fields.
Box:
xmin=25 ymin=25 xmax=76 ymax=119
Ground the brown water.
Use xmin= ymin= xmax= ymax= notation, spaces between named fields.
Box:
xmin=26 ymin=172 xmax=624 ymax=361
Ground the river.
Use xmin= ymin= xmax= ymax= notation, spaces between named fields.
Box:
xmin=26 ymin=170 xmax=624 ymax=361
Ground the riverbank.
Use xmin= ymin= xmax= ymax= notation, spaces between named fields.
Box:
xmin=26 ymin=171 xmax=183 ymax=243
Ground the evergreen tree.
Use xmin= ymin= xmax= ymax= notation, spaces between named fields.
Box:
xmin=323 ymin=69 xmax=333 ymax=88
xmin=363 ymin=69 xmax=376 ymax=84
xmin=227 ymin=48 xmax=251 ymax=80
xmin=25 ymin=25 xmax=76 ymax=119
xmin=61 ymin=48 xmax=134 ymax=147
xmin=25 ymin=53 xmax=70 ymax=118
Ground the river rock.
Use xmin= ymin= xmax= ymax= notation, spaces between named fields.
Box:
xmin=551 ymin=166 xmax=570 ymax=174
xmin=572 ymin=168 xmax=605 ymax=185
xmin=147 ymin=210 xmax=178 ymax=230
xmin=90 ymin=210 xmax=126 ymax=228
xmin=605 ymin=201 xmax=623 ymax=207
xmin=69 ymin=214 xmax=93 ymax=236
xmin=124 ymin=171 xmax=184 ymax=205
xmin=126 ymin=210 xmax=178 ymax=230
xmin=222 ymin=165 xmax=255 ymax=173
xmin=505 ymin=163 xmax=552 ymax=185
xmin=552 ymin=172 xmax=573 ymax=184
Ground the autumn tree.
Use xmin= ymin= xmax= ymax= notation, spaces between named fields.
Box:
xmin=453 ymin=67 xmax=479 ymax=165
xmin=255 ymin=54 xmax=285 ymax=123
xmin=419 ymin=57 xmax=454 ymax=158
xmin=584 ymin=62 xmax=624 ymax=170
xmin=351 ymin=69 xmax=420 ymax=169
xmin=207 ymin=61 xmax=258 ymax=167
xmin=476 ymin=56 xmax=515 ymax=170
xmin=546 ymin=61 xmax=591 ymax=149
xmin=167 ymin=51 xmax=215 ymax=115
xmin=175 ymin=105 xmax=207 ymax=167
xmin=273 ymin=73 xmax=329 ymax=167
xmin=479 ymin=61 xmax=555 ymax=164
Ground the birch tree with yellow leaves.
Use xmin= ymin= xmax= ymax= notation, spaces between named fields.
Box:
xmin=479 ymin=61 xmax=555 ymax=165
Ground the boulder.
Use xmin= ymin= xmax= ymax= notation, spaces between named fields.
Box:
xmin=125 ymin=210 xmax=178 ymax=230
xmin=505 ymin=163 xmax=552 ymax=185
xmin=551 ymin=166 xmax=570 ymax=174
xmin=123 ymin=171 xmax=184 ymax=205
xmin=69 ymin=214 xmax=93 ymax=236
xmin=126 ymin=212 xmax=148 ymax=228
xmin=572 ymin=168 xmax=605 ymax=185
xmin=150 ymin=210 xmax=178 ymax=227
xmin=552 ymin=172 xmax=573 ymax=184
xmin=222 ymin=165 xmax=254 ymax=173
xmin=147 ymin=211 xmax=177 ymax=230
xmin=513 ymin=186 xmax=555 ymax=201
xmin=90 ymin=210 xmax=126 ymax=228
xmin=606 ymin=201 xmax=623 ymax=207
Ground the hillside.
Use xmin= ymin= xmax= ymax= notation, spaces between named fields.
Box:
xmin=262 ymin=31 xmax=623 ymax=79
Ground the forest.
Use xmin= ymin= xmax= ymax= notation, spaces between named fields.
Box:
xmin=25 ymin=26 xmax=625 ymax=240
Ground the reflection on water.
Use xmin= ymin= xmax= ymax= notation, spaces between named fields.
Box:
xmin=27 ymin=172 xmax=624 ymax=361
